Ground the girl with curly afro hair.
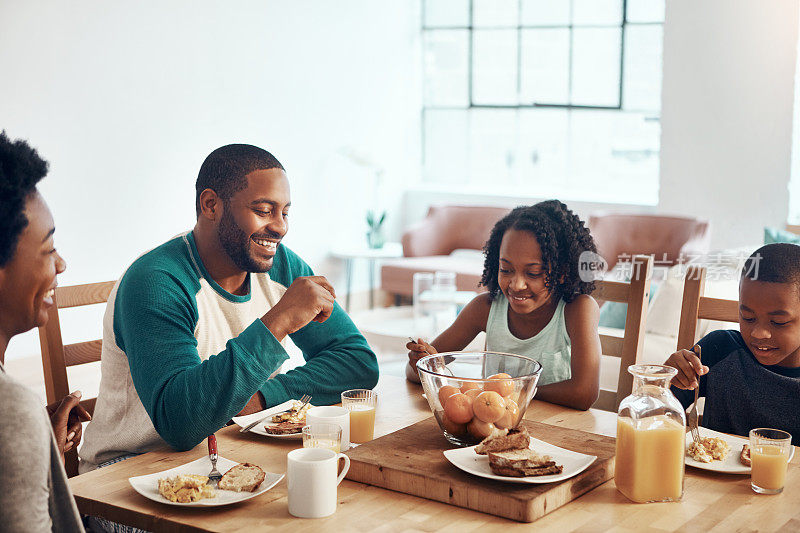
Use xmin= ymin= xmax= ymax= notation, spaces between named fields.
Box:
xmin=406 ymin=200 xmax=602 ymax=411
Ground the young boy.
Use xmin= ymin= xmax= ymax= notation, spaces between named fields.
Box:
xmin=665 ymin=243 xmax=800 ymax=444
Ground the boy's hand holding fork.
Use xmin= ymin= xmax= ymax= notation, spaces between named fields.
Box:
xmin=665 ymin=345 xmax=710 ymax=390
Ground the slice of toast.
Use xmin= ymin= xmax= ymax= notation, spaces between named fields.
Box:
xmin=264 ymin=421 xmax=305 ymax=435
xmin=219 ymin=463 xmax=266 ymax=492
xmin=474 ymin=427 xmax=530 ymax=455
xmin=488 ymin=448 xmax=555 ymax=469
xmin=489 ymin=464 xmax=564 ymax=477
xmin=740 ymin=444 xmax=751 ymax=467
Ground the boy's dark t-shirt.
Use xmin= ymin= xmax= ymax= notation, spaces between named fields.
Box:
xmin=671 ymin=330 xmax=800 ymax=445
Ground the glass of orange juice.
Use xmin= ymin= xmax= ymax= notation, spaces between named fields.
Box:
xmin=302 ymin=424 xmax=342 ymax=453
xmin=341 ymin=389 xmax=377 ymax=444
xmin=750 ymin=428 xmax=792 ymax=494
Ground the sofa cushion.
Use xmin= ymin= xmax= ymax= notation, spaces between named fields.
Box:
xmin=645 ymin=263 xmax=740 ymax=339
xmin=764 ymin=226 xmax=800 ymax=245
xmin=380 ymin=255 xmax=486 ymax=298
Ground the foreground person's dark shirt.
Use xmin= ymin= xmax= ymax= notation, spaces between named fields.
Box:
xmin=671 ymin=330 xmax=800 ymax=445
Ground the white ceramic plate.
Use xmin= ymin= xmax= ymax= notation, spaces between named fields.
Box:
xmin=684 ymin=427 xmax=794 ymax=474
xmin=443 ymin=438 xmax=597 ymax=484
xmin=128 ymin=456 xmax=283 ymax=507
xmin=232 ymin=400 xmax=305 ymax=439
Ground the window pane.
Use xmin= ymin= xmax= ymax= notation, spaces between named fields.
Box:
xmin=520 ymin=29 xmax=569 ymax=104
xmin=572 ymin=0 xmax=622 ymax=26
xmin=473 ymin=0 xmax=518 ymax=28
xmin=623 ymin=25 xmax=663 ymax=112
xmin=571 ymin=27 xmax=621 ymax=107
xmin=472 ymin=29 xmax=518 ymax=105
xmin=568 ymin=110 xmax=659 ymax=204
xmin=423 ymin=109 xmax=469 ymax=183
xmin=626 ymin=0 xmax=665 ymax=23
xmin=423 ymin=30 xmax=469 ymax=106
xmin=468 ymin=109 xmax=518 ymax=184
xmin=424 ymin=0 xmax=470 ymax=28
xmin=516 ymin=108 xmax=569 ymax=188
xmin=520 ymin=0 xmax=570 ymax=26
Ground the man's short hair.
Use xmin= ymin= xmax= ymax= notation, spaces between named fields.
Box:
xmin=195 ymin=144 xmax=284 ymax=216
xmin=0 ymin=131 xmax=49 ymax=267
xmin=742 ymin=243 xmax=800 ymax=293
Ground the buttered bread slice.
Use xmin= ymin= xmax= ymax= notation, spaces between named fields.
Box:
xmin=219 ymin=463 xmax=266 ymax=492
xmin=488 ymin=448 xmax=555 ymax=469
xmin=474 ymin=427 xmax=530 ymax=455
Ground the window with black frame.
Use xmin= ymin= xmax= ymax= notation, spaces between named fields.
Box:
xmin=422 ymin=0 xmax=664 ymax=204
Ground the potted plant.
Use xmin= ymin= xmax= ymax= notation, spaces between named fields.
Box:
xmin=366 ymin=210 xmax=386 ymax=249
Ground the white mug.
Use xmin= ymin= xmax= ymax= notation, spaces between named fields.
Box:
xmin=287 ymin=448 xmax=350 ymax=519
xmin=306 ymin=406 xmax=350 ymax=451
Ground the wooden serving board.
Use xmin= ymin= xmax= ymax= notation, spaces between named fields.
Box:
xmin=345 ymin=417 xmax=616 ymax=523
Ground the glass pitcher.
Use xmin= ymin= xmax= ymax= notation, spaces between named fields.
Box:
xmin=615 ymin=364 xmax=686 ymax=503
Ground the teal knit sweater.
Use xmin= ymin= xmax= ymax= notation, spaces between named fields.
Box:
xmin=79 ymin=232 xmax=378 ymax=469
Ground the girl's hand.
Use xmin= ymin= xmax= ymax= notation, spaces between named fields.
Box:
xmin=406 ymin=338 xmax=437 ymax=368
xmin=665 ymin=347 xmax=709 ymax=389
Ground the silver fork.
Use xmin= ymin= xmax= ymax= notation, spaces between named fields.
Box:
xmin=239 ymin=394 xmax=312 ymax=433
xmin=207 ymin=434 xmax=222 ymax=486
xmin=686 ymin=345 xmax=702 ymax=444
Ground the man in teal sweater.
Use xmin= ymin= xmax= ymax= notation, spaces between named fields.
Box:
xmin=79 ymin=144 xmax=379 ymax=471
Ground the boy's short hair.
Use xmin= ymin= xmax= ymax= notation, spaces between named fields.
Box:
xmin=195 ymin=144 xmax=284 ymax=216
xmin=742 ymin=243 xmax=800 ymax=293
xmin=0 ymin=131 xmax=49 ymax=267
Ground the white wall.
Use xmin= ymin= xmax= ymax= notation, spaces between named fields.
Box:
xmin=0 ymin=1 xmax=421 ymax=359
xmin=659 ymin=0 xmax=798 ymax=250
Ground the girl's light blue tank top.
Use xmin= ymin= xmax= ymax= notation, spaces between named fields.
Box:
xmin=485 ymin=294 xmax=571 ymax=386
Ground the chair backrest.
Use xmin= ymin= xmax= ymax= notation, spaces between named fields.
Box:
xmin=588 ymin=213 xmax=710 ymax=270
xmin=38 ymin=280 xmax=115 ymax=476
xmin=591 ymin=255 xmax=653 ymax=412
xmin=676 ymin=266 xmax=738 ymax=350
xmin=402 ymin=205 xmax=510 ymax=257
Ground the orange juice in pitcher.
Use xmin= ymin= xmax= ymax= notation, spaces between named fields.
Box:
xmin=615 ymin=365 xmax=686 ymax=503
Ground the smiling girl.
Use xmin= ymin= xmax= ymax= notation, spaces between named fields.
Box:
xmin=406 ymin=201 xmax=602 ymax=410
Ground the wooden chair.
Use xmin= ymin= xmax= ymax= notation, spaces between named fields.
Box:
xmin=592 ymin=254 xmax=653 ymax=412
xmin=38 ymin=280 xmax=116 ymax=476
xmin=677 ymin=266 xmax=738 ymax=351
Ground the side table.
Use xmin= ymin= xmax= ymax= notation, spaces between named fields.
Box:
xmin=330 ymin=242 xmax=403 ymax=311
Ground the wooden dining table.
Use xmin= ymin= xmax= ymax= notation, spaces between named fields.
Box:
xmin=69 ymin=374 xmax=800 ymax=532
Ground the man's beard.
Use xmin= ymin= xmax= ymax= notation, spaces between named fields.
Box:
xmin=217 ymin=207 xmax=272 ymax=273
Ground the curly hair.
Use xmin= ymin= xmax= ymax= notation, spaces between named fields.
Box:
xmin=0 ymin=131 xmax=49 ymax=267
xmin=480 ymin=200 xmax=597 ymax=303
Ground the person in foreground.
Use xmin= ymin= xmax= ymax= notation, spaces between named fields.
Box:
xmin=79 ymin=144 xmax=379 ymax=473
xmin=0 ymin=131 xmax=90 ymax=532
xmin=406 ymin=201 xmax=602 ymax=410
xmin=665 ymin=243 xmax=800 ymax=444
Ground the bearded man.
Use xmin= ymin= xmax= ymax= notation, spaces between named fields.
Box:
xmin=79 ymin=144 xmax=378 ymax=472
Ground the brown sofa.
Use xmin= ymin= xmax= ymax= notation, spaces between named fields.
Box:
xmin=380 ymin=205 xmax=510 ymax=298
xmin=381 ymin=206 xmax=712 ymax=301
xmin=587 ymin=213 xmax=711 ymax=270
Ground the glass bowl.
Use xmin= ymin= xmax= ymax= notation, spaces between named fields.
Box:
xmin=416 ymin=351 xmax=542 ymax=446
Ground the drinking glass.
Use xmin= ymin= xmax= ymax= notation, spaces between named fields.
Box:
xmin=302 ymin=423 xmax=342 ymax=453
xmin=432 ymin=271 xmax=457 ymax=331
xmin=413 ymin=272 xmax=435 ymax=338
xmin=750 ymin=428 xmax=792 ymax=494
xmin=341 ymin=389 xmax=378 ymax=444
